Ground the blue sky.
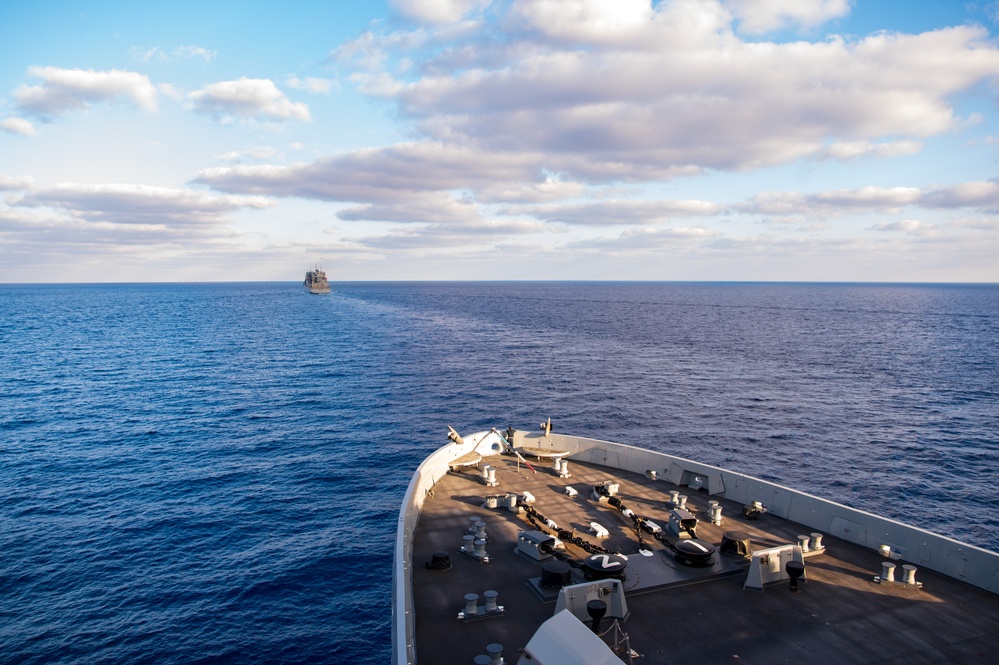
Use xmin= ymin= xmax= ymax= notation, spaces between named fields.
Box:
xmin=2 ymin=0 xmax=999 ymax=282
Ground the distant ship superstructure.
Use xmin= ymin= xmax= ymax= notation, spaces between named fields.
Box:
xmin=303 ymin=267 xmax=331 ymax=294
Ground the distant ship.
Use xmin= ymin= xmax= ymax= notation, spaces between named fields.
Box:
xmin=303 ymin=267 xmax=330 ymax=294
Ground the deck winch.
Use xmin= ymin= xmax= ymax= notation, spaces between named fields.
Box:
xmin=581 ymin=553 xmax=628 ymax=580
xmin=674 ymin=539 xmax=717 ymax=567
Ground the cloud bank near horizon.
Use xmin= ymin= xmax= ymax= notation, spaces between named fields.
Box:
xmin=1 ymin=0 xmax=998 ymax=281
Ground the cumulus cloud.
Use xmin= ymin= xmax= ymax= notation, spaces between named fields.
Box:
xmin=349 ymin=218 xmax=547 ymax=252
xmin=733 ymin=181 xmax=999 ymax=228
xmin=0 ymin=175 xmax=34 ymax=191
xmin=1 ymin=117 xmax=36 ymax=136
xmin=15 ymin=183 xmax=274 ymax=227
xmin=337 ymin=193 xmax=482 ymax=224
xmin=334 ymin=2 xmax=999 ymax=182
xmin=14 ymin=66 xmax=158 ymax=119
xmin=195 ymin=141 xmax=543 ymax=202
xmin=740 ymin=186 xmax=923 ymax=217
xmin=921 ymin=181 xmax=999 ymax=210
xmin=476 ymin=177 xmax=588 ymax=203
xmin=0 ymin=183 xmax=278 ymax=268
xmin=870 ymin=219 xmax=939 ymax=236
xmin=724 ymin=0 xmax=852 ymax=34
xmin=503 ymin=198 xmax=723 ymax=225
xmin=391 ymin=0 xmax=491 ymax=25
xmin=507 ymin=0 xmax=658 ymax=44
xmin=568 ymin=225 xmax=721 ymax=253
xmin=823 ymin=139 xmax=922 ymax=160
xmin=187 ymin=78 xmax=311 ymax=123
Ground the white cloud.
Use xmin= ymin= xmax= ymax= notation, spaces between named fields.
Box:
xmin=195 ymin=141 xmax=543 ymax=202
xmin=724 ymin=0 xmax=852 ymax=34
xmin=476 ymin=177 xmax=588 ymax=203
xmin=507 ymin=0 xmax=658 ymax=44
xmin=130 ymin=44 xmax=217 ymax=62
xmin=391 ymin=0 xmax=491 ymax=25
xmin=337 ymin=193 xmax=482 ymax=224
xmin=823 ymin=139 xmax=922 ymax=160
xmin=336 ymin=4 xmax=999 ymax=182
xmin=0 ymin=175 xmax=34 ymax=191
xmin=129 ymin=46 xmax=167 ymax=62
xmin=173 ymin=45 xmax=217 ymax=62
xmin=348 ymin=218 xmax=547 ymax=252
xmin=14 ymin=66 xmax=158 ymax=119
xmin=216 ymin=146 xmax=282 ymax=163
xmin=568 ymin=225 xmax=721 ymax=253
xmin=158 ymin=83 xmax=185 ymax=101
xmin=921 ymin=181 xmax=999 ymax=210
xmin=740 ymin=186 xmax=924 ymax=217
xmin=1 ymin=117 xmax=36 ymax=136
xmin=734 ymin=181 xmax=999 ymax=227
xmin=870 ymin=219 xmax=939 ymax=236
xmin=286 ymin=76 xmax=335 ymax=94
xmin=503 ymin=198 xmax=723 ymax=225
xmin=812 ymin=186 xmax=924 ymax=210
xmin=950 ymin=217 xmax=999 ymax=231
xmin=15 ymin=183 xmax=274 ymax=227
xmin=187 ymin=78 xmax=311 ymax=123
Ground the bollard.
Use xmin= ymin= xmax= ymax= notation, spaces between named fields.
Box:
xmin=483 ymin=589 xmax=499 ymax=612
xmin=797 ymin=535 xmax=810 ymax=553
xmin=810 ymin=532 xmax=824 ymax=550
xmin=902 ymin=564 xmax=918 ymax=585
xmin=486 ymin=643 xmax=504 ymax=665
xmin=710 ymin=503 xmax=723 ymax=525
xmin=469 ymin=517 xmax=482 ymax=534
xmin=464 ymin=593 xmax=479 ymax=616
xmin=882 ymin=562 xmax=896 ymax=583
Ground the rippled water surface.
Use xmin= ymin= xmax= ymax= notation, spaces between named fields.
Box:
xmin=2 ymin=282 xmax=997 ymax=663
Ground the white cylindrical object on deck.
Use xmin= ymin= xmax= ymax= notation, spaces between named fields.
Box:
xmin=464 ymin=593 xmax=479 ymax=615
xmin=882 ymin=562 xmax=896 ymax=583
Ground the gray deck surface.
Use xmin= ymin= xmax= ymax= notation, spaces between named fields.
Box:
xmin=411 ymin=454 xmax=999 ymax=664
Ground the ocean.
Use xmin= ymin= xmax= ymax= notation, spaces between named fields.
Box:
xmin=2 ymin=281 xmax=997 ymax=664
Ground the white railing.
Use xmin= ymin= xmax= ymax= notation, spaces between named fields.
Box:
xmin=392 ymin=431 xmax=505 ymax=665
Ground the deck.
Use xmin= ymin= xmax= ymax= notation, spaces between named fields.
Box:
xmin=410 ymin=453 xmax=999 ymax=664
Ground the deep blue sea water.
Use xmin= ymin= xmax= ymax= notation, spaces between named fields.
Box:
xmin=2 ymin=281 xmax=997 ymax=664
